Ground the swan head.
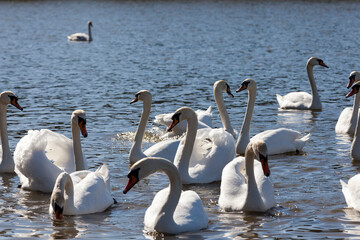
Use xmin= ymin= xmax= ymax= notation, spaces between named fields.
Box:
xmin=347 ymin=71 xmax=360 ymax=89
xmin=71 ymin=109 xmax=87 ymax=137
xmin=130 ymin=90 xmax=152 ymax=104
xmin=167 ymin=107 xmax=196 ymax=132
xmin=0 ymin=91 xmax=23 ymax=110
xmin=214 ymin=80 xmax=234 ymax=97
xmin=249 ymin=140 xmax=270 ymax=177
xmin=346 ymin=81 xmax=360 ymax=98
xmin=307 ymin=57 xmax=328 ymax=68
xmin=236 ymin=78 xmax=256 ymax=92
xmin=88 ymin=21 xmax=93 ymax=27
xmin=50 ymin=172 xmax=71 ymax=220
xmin=123 ymin=157 xmax=174 ymax=194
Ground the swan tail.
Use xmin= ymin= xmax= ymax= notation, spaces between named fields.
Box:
xmin=276 ymin=94 xmax=284 ymax=108
xmin=340 ymin=179 xmax=352 ymax=208
xmin=294 ymin=133 xmax=311 ymax=152
xmin=96 ymin=164 xmax=110 ymax=190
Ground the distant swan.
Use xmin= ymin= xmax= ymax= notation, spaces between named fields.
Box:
xmin=335 ymin=71 xmax=360 ymax=135
xmin=345 ymin=81 xmax=360 ymax=161
xmin=219 ymin=140 xmax=275 ymax=212
xmin=14 ymin=110 xmax=88 ymax=193
xmin=0 ymin=91 xmax=23 ymax=173
xmin=168 ymin=107 xmax=235 ymax=184
xmin=236 ymin=79 xmax=310 ymax=155
xmin=154 ymin=80 xmax=236 ymax=138
xmin=276 ymin=57 xmax=328 ymax=110
xmin=129 ymin=90 xmax=179 ymax=164
xmin=67 ymin=21 xmax=93 ymax=42
xmin=49 ymin=164 xmax=114 ymax=219
xmin=123 ymin=157 xmax=208 ymax=234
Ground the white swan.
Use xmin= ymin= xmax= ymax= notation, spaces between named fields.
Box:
xmin=236 ymin=79 xmax=310 ymax=155
xmin=14 ymin=110 xmax=88 ymax=192
xmin=219 ymin=140 xmax=275 ymax=212
xmin=276 ymin=57 xmax=328 ymax=110
xmin=345 ymin=81 xmax=360 ymax=161
xmin=49 ymin=164 xmax=114 ymax=219
xmin=154 ymin=80 xmax=236 ymax=138
xmin=67 ymin=21 xmax=93 ymax=42
xmin=123 ymin=157 xmax=208 ymax=234
xmin=168 ymin=107 xmax=235 ymax=184
xmin=0 ymin=91 xmax=23 ymax=173
xmin=129 ymin=90 xmax=179 ymax=164
xmin=340 ymin=173 xmax=360 ymax=212
xmin=335 ymin=71 xmax=360 ymax=135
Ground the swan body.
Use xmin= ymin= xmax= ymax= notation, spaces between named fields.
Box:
xmin=219 ymin=140 xmax=275 ymax=212
xmin=168 ymin=107 xmax=235 ymax=184
xmin=129 ymin=90 xmax=179 ymax=165
xmin=67 ymin=21 xmax=93 ymax=42
xmin=236 ymin=79 xmax=310 ymax=155
xmin=49 ymin=164 xmax=114 ymax=219
xmin=276 ymin=57 xmax=328 ymax=110
xmin=340 ymin=174 xmax=360 ymax=211
xmin=335 ymin=71 xmax=360 ymax=135
xmin=123 ymin=157 xmax=208 ymax=234
xmin=14 ymin=110 xmax=88 ymax=193
xmin=0 ymin=91 xmax=23 ymax=173
xmin=346 ymin=82 xmax=360 ymax=161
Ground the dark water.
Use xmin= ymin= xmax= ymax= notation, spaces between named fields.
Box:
xmin=1 ymin=0 xmax=360 ymax=239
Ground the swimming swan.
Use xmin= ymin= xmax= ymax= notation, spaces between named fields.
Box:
xmin=276 ymin=57 xmax=328 ymax=110
xmin=123 ymin=157 xmax=208 ymax=234
xmin=67 ymin=21 xmax=93 ymax=42
xmin=168 ymin=107 xmax=235 ymax=184
xmin=14 ymin=110 xmax=88 ymax=192
xmin=236 ymin=79 xmax=310 ymax=155
xmin=129 ymin=90 xmax=179 ymax=164
xmin=49 ymin=164 xmax=114 ymax=219
xmin=0 ymin=91 xmax=23 ymax=173
xmin=335 ymin=71 xmax=360 ymax=135
xmin=219 ymin=140 xmax=275 ymax=212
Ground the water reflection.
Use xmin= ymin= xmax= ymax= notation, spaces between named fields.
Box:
xmin=341 ymin=208 xmax=360 ymax=237
xmin=276 ymin=109 xmax=320 ymax=126
xmin=51 ymin=218 xmax=79 ymax=239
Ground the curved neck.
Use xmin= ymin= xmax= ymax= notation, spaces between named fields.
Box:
xmin=88 ymin=25 xmax=92 ymax=41
xmin=71 ymin=123 xmax=85 ymax=171
xmin=307 ymin=64 xmax=321 ymax=109
xmin=57 ymin=174 xmax=76 ymax=213
xmin=243 ymin=146 xmax=265 ymax=210
xmin=214 ymin=87 xmax=235 ymax=138
xmin=0 ymin=105 xmax=13 ymax=171
xmin=129 ymin=99 xmax=151 ymax=164
xmin=351 ymin=93 xmax=360 ymax=125
xmin=236 ymin=87 xmax=256 ymax=155
xmin=155 ymin=162 xmax=182 ymax=229
xmin=174 ymin=114 xmax=198 ymax=182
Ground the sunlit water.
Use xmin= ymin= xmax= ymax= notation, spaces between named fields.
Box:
xmin=1 ymin=0 xmax=360 ymax=239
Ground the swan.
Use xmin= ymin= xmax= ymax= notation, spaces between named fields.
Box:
xmin=123 ymin=157 xmax=208 ymax=234
xmin=168 ymin=107 xmax=235 ymax=184
xmin=0 ymin=91 xmax=23 ymax=173
xmin=154 ymin=80 xmax=236 ymax=138
xmin=129 ymin=90 xmax=179 ymax=164
xmin=345 ymin=81 xmax=360 ymax=161
xmin=67 ymin=21 xmax=93 ymax=42
xmin=335 ymin=71 xmax=360 ymax=135
xmin=49 ymin=164 xmax=114 ymax=219
xmin=340 ymin=173 xmax=360 ymax=212
xmin=219 ymin=140 xmax=275 ymax=212
xmin=236 ymin=79 xmax=310 ymax=155
xmin=14 ymin=110 xmax=88 ymax=193
xmin=276 ymin=57 xmax=328 ymax=110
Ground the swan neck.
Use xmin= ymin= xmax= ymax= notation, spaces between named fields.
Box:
xmin=174 ymin=114 xmax=198 ymax=181
xmin=236 ymin=88 xmax=256 ymax=154
xmin=0 ymin=105 xmax=11 ymax=162
xmin=307 ymin=64 xmax=320 ymax=107
xmin=214 ymin=87 xmax=235 ymax=137
xmin=130 ymin=99 xmax=151 ymax=164
xmin=58 ymin=174 xmax=76 ymax=213
xmin=351 ymin=93 xmax=360 ymax=123
xmin=71 ymin=123 xmax=85 ymax=171
xmin=88 ymin=24 xmax=92 ymax=41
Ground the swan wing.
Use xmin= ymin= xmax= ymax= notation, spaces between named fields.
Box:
xmin=335 ymin=107 xmax=356 ymax=135
xmin=67 ymin=33 xmax=89 ymax=41
xmin=276 ymin=92 xmax=312 ymax=109
xmin=341 ymin=175 xmax=360 ymax=211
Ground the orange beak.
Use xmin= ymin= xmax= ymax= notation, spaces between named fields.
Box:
xmin=123 ymin=175 xmax=139 ymax=194
xmin=79 ymin=122 xmax=88 ymax=137
xmin=11 ymin=98 xmax=23 ymax=111
xmin=346 ymin=87 xmax=359 ymax=98
xmin=167 ymin=118 xmax=179 ymax=132
xmin=260 ymin=156 xmax=270 ymax=177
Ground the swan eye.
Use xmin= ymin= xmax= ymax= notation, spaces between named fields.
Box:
xmin=172 ymin=112 xmax=181 ymax=121
xmin=128 ymin=168 xmax=140 ymax=179
xmin=78 ymin=117 xmax=86 ymax=126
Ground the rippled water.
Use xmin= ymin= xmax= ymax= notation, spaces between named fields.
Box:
xmin=1 ymin=0 xmax=360 ymax=239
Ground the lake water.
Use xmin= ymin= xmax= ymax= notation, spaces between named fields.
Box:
xmin=1 ymin=0 xmax=360 ymax=239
